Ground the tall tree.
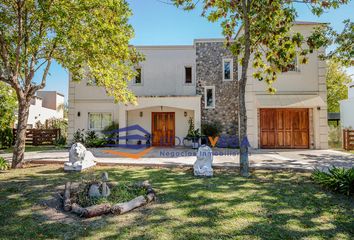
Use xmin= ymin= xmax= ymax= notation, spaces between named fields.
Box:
xmin=326 ymin=60 xmax=352 ymax=113
xmin=172 ymin=0 xmax=348 ymax=176
xmin=0 ymin=82 xmax=17 ymax=130
xmin=0 ymin=0 xmax=143 ymax=168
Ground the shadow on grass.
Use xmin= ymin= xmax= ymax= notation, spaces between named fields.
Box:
xmin=0 ymin=166 xmax=353 ymax=240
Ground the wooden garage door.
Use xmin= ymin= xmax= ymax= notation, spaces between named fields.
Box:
xmin=260 ymin=108 xmax=309 ymax=149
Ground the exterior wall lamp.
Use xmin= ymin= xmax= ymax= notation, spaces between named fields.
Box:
xmin=140 ymin=111 xmax=143 ymax=117
xmin=184 ymin=111 xmax=188 ymax=117
xmin=77 ymin=111 xmax=81 ymax=117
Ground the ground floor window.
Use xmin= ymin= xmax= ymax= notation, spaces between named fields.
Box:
xmin=88 ymin=112 xmax=112 ymax=130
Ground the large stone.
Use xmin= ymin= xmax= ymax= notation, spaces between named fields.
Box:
xmin=64 ymin=143 xmax=96 ymax=171
xmin=101 ymin=182 xmax=111 ymax=197
xmin=88 ymin=184 xmax=101 ymax=198
xmin=193 ymin=144 xmax=213 ymax=177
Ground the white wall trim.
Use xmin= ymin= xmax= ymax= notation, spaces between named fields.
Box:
xmin=132 ymin=67 xmax=144 ymax=86
xmin=87 ymin=111 xmax=113 ymax=131
xmin=204 ymin=86 xmax=216 ymax=109
xmin=222 ymin=58 xmax=233 ymax=81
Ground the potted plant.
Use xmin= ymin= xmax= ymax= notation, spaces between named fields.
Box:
xmin=187 ymin=129 xmax=200 ymax=149
xmin=186 ymin=117 xmax=200 ymax=149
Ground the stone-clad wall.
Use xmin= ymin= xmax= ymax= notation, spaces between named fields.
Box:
xmin=195 ymin=41 xmax=239 ymax=135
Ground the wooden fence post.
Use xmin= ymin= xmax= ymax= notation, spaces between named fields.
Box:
xmin=343 ymin=129 xmax=347 ymax=150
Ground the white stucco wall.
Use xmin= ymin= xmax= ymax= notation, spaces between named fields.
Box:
xmin=242 ymin=24 xmax=328 ymax=149
xmin=70 ymin=101 xmax=119 ymax=132
xmin=340 ymin=82 xmax=354 ymax=129
xmin=68 ymin=23 xmax=328 ymax=149
xmin=127 ymin=106 xmax=194 ymax=145
xmin=27 ymin=96 xmax=64 ymax=128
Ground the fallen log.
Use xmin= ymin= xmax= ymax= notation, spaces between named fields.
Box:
xmin=71 ymin=203 xmax=112 ymax=218
xmin=111 ymin=196 xmax=147 ymax=215
xmin=63 ymin=182 xmax=72 ymax=211
xmin=146 ymin=192 xmax=156 ymax=203
xmin=84 ymin=203 xmax=112 ymax=218
xmin=71 ymin=203 xmax=88 ymax=217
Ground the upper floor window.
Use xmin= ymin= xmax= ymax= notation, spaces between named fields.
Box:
xmin=223 ymin=58 xmax=233 ymax=81
xmin=134 ymin=68 xmax=142 ymax=84
xmin=87 ymin=77 xmax=97 ymax=86
xmin=88 ymin=112 xmax=112 ymax=130
xmin=204 ymin=86 xmax=215 ymax=109
xmin=282 ymin=56 xmax=300 ymax=72
xmin=185 ymin=67 xmax=192 ymax=84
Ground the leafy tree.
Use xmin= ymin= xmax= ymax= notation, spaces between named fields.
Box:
xmin=326 ymin=60 xmax=352 ymax=113
xmin=0 ymin=82 xmax=17 ymax=130
xmin=315 ymin=19 xmax=353 ymax=66
xmin=173 ymin=0 xmax=349 ymax=176
xmin=0 ymin=0 xmax=143 ymax=168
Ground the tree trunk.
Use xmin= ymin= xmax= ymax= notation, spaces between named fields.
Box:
xmin=63 ymin=182 xmax=72 ymax=212
xmin=239 ymin=0 xmax=251 ymax=177
xmin=239 ymin=81 xmax=249 ymax=177
xmin=12 ymin=99 xmax=30 ymax=168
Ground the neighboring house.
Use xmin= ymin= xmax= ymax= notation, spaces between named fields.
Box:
xmin=68 ymin=21 xmax=328 ymax=149
xmin=340 ymin=81 xmax=354 ymax=129
xmin=25 ymin=91 xmax=65 ymax=128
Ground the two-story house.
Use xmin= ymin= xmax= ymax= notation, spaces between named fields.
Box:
xmin=68 ymin=21 xmax=328 ymax=149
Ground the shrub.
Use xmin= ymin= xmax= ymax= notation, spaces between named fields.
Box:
xmin=328 ymin=125 xmax=342 ymax=149
xmin=0 ymin=127 xmax=13 ymax=148
xmin=85 ymin=130 xmax=106 ymax=148
xmin=55 ymin=135 xmax=67 ymax=146
xmin=312 ymin=166 xmax=354 ymax=196
xmin=201 ymin=121 xmax=223 ymax=137
xmin=72 ymin=129 xmax=85 ymax=144
xmin=45 ymin=118 xmax=68 ymax=139
xmin=0 ymin=157 xmax=9 ymax=170
xmin=103 ymin=122 xmax=119 ymax=144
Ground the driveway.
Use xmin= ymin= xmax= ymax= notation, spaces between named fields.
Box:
xmin=1 ymin=147 xmax=353 ymax=171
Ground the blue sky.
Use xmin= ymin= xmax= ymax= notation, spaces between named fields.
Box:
xmin=41 ymin=0 xmax=354 ymax=100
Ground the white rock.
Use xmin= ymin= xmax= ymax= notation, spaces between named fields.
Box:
xmin=88 ymin=184 xmax=101 ymax=198
xmin=101 ymin=182 xmax=111 ymax=197
xmin=193 ymin=144 xmax=213 ymax=177
xmin=64 ymin=143 xmax=96 ymax=171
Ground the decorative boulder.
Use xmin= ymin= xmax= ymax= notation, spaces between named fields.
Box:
xmin=88 ymin=184 xmax=101 ymax=198
xmin=64 ymin=143 xmax=96 ymax=171
xmin=88 ymin=172 xmax=111 ymax=198
xmin=193 ymin=144 xmax=213 ymax=177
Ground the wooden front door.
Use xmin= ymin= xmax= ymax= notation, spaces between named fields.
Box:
xmin=151 ymin=112 xmax=175 ymax=146
xmin=260 ymin=108 xmax=309 ymax=149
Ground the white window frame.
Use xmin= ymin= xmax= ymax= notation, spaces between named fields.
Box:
xmin=88 ymin=112 xmax=112 ymax=131
xmin=283 ymin=55 xmax=300 ymax=73
xmin=204 ymin=86 xmax=216 ymax=109
xmin=184 ymin=66 xmax=193 ymax=85
xmin=132 ymin=67 xmax=143 ymax=85
xmin=222 ymin=58 xmax=233 ymax=81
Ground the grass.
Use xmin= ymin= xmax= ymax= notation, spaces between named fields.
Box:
xmin=76 ymin=182 xmax=146 ymax=207
xmin=0 ymin=165 xmax=353 ymax=240
xmin=1 ymin=145 xmax=67 ymax=153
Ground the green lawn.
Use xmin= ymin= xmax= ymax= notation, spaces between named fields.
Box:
xmin=0 ymin=166 xmax=353 ymax=240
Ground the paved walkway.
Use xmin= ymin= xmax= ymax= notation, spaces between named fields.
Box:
xmin=1 ymin=147 xmax=353 ymax=171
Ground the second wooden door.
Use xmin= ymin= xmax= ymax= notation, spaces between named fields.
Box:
xmin=260 ymin=108 xmax=309 ymax=149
